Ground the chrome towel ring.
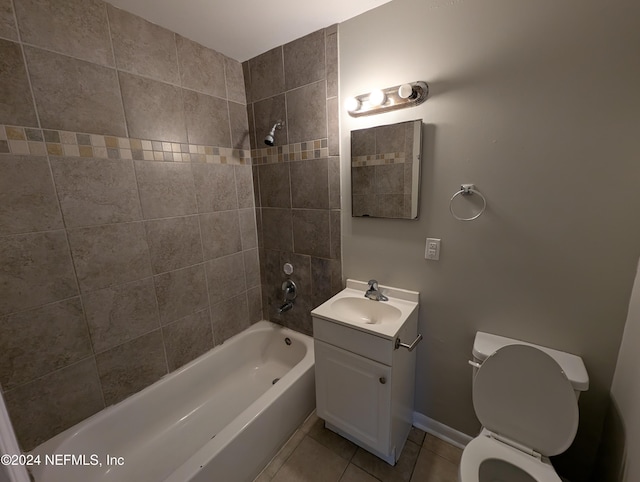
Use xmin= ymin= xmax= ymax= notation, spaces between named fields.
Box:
xmin=449 ymin=184 xmax=487 ymax=221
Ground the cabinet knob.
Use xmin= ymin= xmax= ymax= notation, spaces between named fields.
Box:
xmin=379 ymin=377 xmax=386 ymax=384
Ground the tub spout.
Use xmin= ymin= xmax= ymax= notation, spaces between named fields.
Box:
xmin=278 ymin=301 xmax=294 ymax=314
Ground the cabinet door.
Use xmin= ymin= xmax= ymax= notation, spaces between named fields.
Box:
xmin=315 ymin=340 xmax=392 ymax=454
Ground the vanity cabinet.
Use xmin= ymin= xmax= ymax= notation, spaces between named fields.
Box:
xmin=312 ymin=309 xmax=419 ymax=465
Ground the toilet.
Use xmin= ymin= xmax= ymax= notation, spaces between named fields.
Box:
xmin=459 ymin=332 xmax=589 ymax=482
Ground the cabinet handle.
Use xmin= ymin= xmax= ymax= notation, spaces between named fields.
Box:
xmin=379 ymin=377 xmax=386 ymax=384
xmin=394 ymin=333 xmax=423 ymax=352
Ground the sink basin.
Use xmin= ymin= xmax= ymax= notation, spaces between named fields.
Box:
xmin=311 ymin=279 xmax=419 ymax=339
xmin=330 ymin=297 xmax=401 ymax=325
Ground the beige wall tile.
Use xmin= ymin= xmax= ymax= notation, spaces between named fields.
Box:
xmin=199 ymin=211 xmax=242 ymax=260
xmin=210 ymin=293 xmax=249 ymax=344
xmin=225 ymin=57 xmax=246 ymax=104
xmin=292 ymin=209 xmax=330 ymax=258
xmin=204 ymin=252 xmax=246 ymax=305
xmin=0 ymin=231 xmax=78 ymax=315
xmin=183 ymin=89 xmax=231 ymax=147
xmin=144 ymin=215 xmax=203 ymax=274
xmin=95 ymin=329 xmax=167 ymax=406
xmin=162 ymin=309 xmax=213 ymax=371
xmin=247 ymin=286 xmax=263 ymax=323
xmin=0 ymin=0 xmax=17 ymax=40
xmin=67 ymin=222 xmax=152 ymax=292
xmin=176 ymin=35 xmax=226 ymax=98
xmin=0 ymin=39 xmax=37 ymax=126
xmin=119 ymin=72 xmax=187 ymax=143
xmin=134 ymin=161 xmax=197 ymax=219
xmin=235 ymin=165 xmax=255 ymax=209
xmin=25 ymin=47 xmax=126 ymax=136
xmin=4 ymin=358 xmax=104 ymax=451
xmin=0 ymin=298 xmax=92 ymax=389
xmin=107 ymin=4 xmax=178 ymax=84
xmin=238 ymin=208 xmax=258 ymax=250
xmin=153 ymin=264 xmax=208 ymax=325
xmin=229 ymin=100 xmax=250 ymax=150
xmin=253 ymin=94 xmax=288 ymax=147
xmin=191 ymin=163 xmax=238 ymax=213
xmin=248 ymin=47 xmax=285 ymax=102
xmin=83 ymin=277 xmax=160 ymax=353
xmin=243 ymin=248 xmax=260 ymax=289
xmin=290 ymin=158 xmax=329 ymax=209
xmin=286 ymin=81 xmax=327 ymax=143
xmin=261 ymin=208 xmax=293 ymax=252
xmin=283 ymin=29 xmax=325 ymax=91
xmin=14 ymin=0 xmax=113 ymax=66
xmin=258 ymin=162 xmax=291 ymax=208
xmin=0 ymin=155 xmax=63 ymax=235
xmin=50 ymin=156 xmax=142 ymax=228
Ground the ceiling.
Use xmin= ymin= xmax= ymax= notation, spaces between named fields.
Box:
xmin=107 ymin=0 xmax=392 ymax=62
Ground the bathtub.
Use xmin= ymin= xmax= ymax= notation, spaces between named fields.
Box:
xmin=29 ymin=321 xmax=315 ymax=482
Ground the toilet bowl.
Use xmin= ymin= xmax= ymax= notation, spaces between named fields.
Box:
xmin=459 ymin=332 xmax=589 ymax=482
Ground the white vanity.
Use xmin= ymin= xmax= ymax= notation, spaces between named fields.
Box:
xmin=311 ymin=279 xmax=420 ymax=465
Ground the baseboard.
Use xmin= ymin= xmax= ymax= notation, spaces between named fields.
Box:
xmin=412 ymin=412 xmax=473 ymax=450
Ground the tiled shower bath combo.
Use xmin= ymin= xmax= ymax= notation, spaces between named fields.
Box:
xmin=0 ymin=0 xmax=340 ymax=477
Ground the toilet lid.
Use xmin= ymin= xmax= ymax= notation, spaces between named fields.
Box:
xmin=473 ymin=344 xmax=579 ymax=457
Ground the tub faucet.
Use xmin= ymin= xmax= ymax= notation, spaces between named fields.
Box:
xmin=278 ymin=279 xmax=297 ymax=313
xmin=365 ymin=279 xmax=388 ymax=301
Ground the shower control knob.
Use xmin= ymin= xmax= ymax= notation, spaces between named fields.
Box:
xmin=379 ymin=377 xmax=386 ymax=384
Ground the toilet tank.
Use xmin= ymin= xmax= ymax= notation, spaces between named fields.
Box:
xmin=472 ymin=332 xmax=589 ymax=395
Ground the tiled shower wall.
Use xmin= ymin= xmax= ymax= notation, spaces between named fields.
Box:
xmin=0 ymin=0 xmax=259 ymax=451
xmin=244 ymin=26 xmax=342 ymax=335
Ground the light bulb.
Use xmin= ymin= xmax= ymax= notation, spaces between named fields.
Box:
xmin=369 ymin=89 xmax=386 ymax=107
xmin=345 ymin=96 xmax=360 ymax=112
xmin=398 ymin=84 xmax=415 ymax=99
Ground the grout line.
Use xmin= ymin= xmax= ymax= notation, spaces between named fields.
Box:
xmin=11 ymin=37 xmax=232 ymax=103
xmin=1 ymin=355 xmax=97 ymax=399
xmin=104 ymin=5 xmax=129 ymax=139
xmin=11 ymin=0 xmax=41 ymax=131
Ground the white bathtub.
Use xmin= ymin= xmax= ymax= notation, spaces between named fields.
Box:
xmin=29 ymin=321 xmax=315 ymax=482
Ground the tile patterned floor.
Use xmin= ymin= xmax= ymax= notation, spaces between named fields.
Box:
xmin=254 ymin=411 xmax=461 ymax=482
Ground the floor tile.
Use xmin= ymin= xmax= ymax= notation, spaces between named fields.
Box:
xmin=257 ymin=429 xmax=306 ymax=481
xmin=410 ymin=447 xmax=459 ymax=482
xmin=407 ymin=427 xmax=426 ymax=447
xmin=351 ymin=440 xmax=421 ymax=482
xmin=307 ymin=416 xmax=358 ymax=461
xmin=271 ymin=436 xmax=349 ymax=482
xmin=340 ymin=463 xmax=381 ymax=482
xmin=422 ymin=434 xmax=463 ymax=465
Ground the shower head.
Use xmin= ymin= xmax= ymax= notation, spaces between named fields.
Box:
xmin=264 ymin=121 xmax=284 ymax=146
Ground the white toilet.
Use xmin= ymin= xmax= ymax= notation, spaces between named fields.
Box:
xmin=459 ymin=332 xmax=589 ymax=482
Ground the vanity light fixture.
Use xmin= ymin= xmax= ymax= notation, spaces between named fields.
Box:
xmin=346 ymin=81 xmax=429 ymax=117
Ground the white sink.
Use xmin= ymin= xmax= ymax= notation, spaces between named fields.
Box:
xmin=311 ymin=279 xmax=419 ymax=339
xmin=330 ymin=297 xmax=402 ymax=325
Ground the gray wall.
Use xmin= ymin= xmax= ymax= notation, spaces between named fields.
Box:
xmin=339 ymin=0 xmax=640 ymax=480
xmin=0 ymin=0 xmax=258 ymax=451
xmin=601 ymin=259 xmax=640 ymax=481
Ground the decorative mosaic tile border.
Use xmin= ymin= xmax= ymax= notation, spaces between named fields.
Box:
xmin=351 ymin=152 xmax=406 ymax=167
xmin=250 ymin=138 xmax=329 ymax=164
xmin=0 ymin=125 xmax=251 ymax=165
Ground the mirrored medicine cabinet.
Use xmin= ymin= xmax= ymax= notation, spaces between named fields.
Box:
xmin=351 ymin=119 xmax=422 ymax=219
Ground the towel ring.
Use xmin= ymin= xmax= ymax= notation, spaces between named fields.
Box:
xmin=449 ymin=184 xmax=486 ymax=221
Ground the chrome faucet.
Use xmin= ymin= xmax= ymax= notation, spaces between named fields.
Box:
xmin=365 ymin=279 xmax=388 ymax=301
xmin=278 ymin=279 xmax=297 ymax=313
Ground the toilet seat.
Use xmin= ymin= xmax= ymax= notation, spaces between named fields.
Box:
xmin=459 ymin=344 xmax=580 ymax=482
xmin=459 ymin=434 xmax=562 ymax=482
xmin=472 ymin=344 xmax=579 ymax=457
